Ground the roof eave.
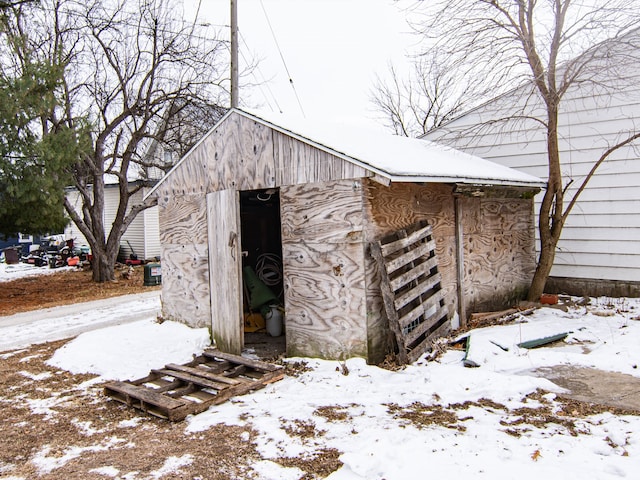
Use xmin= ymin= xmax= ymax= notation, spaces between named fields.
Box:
xmin=144 ymin=108 xmax=546 ymax=198
xmin=386 ymin=174 xmax=546 ymax=189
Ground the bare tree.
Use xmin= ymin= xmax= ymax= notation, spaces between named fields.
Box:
xmin=10 ymin=0 xmax=229 ymax=282
xmin=371 ymin=51 xmax=480 ymax=137
xmin=414 ymin=0 xmax=640 ymax=301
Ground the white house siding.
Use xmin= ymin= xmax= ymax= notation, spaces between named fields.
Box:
xmin=64 ymin=185 xmax=161 ymax=260
xmin=424 ymin=49 xmax=640 ymax=294
xmin=142 ymin=201 xmax=161 ymax=259
xmin=64 ymin=189 xmax=89 ymax=248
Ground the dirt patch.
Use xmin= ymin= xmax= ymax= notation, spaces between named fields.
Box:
xmin=386 ymin=402 xmax=470 ymax=431
xmin=0 ymin=266 xmax=159 ymax=316
xmin=0 ymin=340 xmax=328 ymax=479
xmin=276 ymin=448 xmax=343 ymax=480
xmin=532 ymin=365 xmax=640 ymax=412
xmin=245 ymin=332 xmax=286 ymax=363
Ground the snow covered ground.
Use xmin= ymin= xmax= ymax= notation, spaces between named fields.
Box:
xmin=0 ymin=261 xmax=74 ymax=282
xmin=41 ymin=298 xmax=640 ymax=478
xmin=0 ymin=290 xmax=161 ymax=352
xmin=3 ymin=263 xmax=640 ymax=478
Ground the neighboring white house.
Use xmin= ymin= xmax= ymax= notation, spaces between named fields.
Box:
xmin=424 ymin=30 xmax=640 ymax=297
xmin=64 ymin=182 xmax=161 ymax=261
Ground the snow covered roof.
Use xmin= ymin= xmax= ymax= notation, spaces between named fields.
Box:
xmin=147 ymin=108 xmax=545 ymax=200
xmin=241 ymin=109 xmax=545 ymax=188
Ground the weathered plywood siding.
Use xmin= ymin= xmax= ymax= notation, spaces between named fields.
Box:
xmin=364 ymin=181 xmax=535 ymax=328
xmin=206 ymin=113 xmax=277 ymax=192
xmin=280 ymin=179 xmax=368 ymax=360
xmin=156 ymin=112 xmax=374 ymax=199
xmin=154 ymin=111 xmax=383 ymax=339
xmin=158 ymin=193 xmax=210 ymax=327
xmin=273 ymin=131 xmax=372 ymax=185
xmin=362 ymin=181 xmax=458 ymax=362
xmin=458 ymin=195 xmax=536 ymax=313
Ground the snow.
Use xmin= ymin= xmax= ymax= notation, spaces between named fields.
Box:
xmin=48 ymin=318 xmax=210 ymax=381
xmin=459 ymin=300 xmax=640 ymax=376
xmin=0 ymin=262 xmax=74 ymax=282
xmin=3 ymin=282 xmax=640 ymax=478
xmin=152 ymin=108 xmax=545 ymax=203
xmin=149 ymin=455 xmax=194 ymax=479
xmin=0 ymin=290 xmax=162 ymax=352
xmin=32 ymin=438 xmax=125 ymax=475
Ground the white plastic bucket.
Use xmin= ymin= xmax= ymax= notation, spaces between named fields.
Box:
xmin=264 ymin=306 xmax=283 ymax=337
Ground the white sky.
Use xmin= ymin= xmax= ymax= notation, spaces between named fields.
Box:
xmin=184 ymin=0 xmax=417 ymax=130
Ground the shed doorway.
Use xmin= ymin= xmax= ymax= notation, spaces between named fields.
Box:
xmin=239 ymin=188 xmax=286 ymax=360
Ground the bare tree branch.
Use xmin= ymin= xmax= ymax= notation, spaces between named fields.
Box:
xmin=9 ymin=0 xmax=230 ymax=281
xmin=413 ymin=0 xmax=640 ymax=300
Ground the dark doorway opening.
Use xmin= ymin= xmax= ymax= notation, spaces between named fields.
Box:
xmin=239 ymin=188 xmax=286 ymax=361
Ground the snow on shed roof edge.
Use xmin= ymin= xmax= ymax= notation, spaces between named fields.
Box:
xmin=145 ymin=108 xmax=545 ymax=200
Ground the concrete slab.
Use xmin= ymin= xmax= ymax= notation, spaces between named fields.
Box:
xmin=533 ymin=365 xmax=640 ymax=412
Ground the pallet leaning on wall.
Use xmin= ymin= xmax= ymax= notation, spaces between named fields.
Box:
xmin=371 ymin=220 xmax=451 ymax=364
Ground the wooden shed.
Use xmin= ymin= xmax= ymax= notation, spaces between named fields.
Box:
xmin=147 ymin=109 xmax=544 ymax=364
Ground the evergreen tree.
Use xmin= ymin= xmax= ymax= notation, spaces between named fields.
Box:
xmin=0 ymin=9 xmax=86 ymax=238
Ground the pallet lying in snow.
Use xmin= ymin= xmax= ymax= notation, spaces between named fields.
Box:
xmin=104 ymin=349 xmax=284 ymax=421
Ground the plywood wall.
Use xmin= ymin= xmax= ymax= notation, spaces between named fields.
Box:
xmin=280 ymin=179 xmax=368 ymax=360
xmin=362 ymin=181 xmax=459 ymax=362
xmin=154 ymin=111 xmax=380 ymax=339
xmin=157 ymin=193 xmax=211 ymax=328
xmin=459 ymin=195 xmax=536 ymax=313
xmin=156 ymin=112 xmax=376 ymax=201
xmin=272 ymin=131 xmax=372 ymax=185
xmin=363 ymin=180 xmax=459 ymax=320
xmin=363 ymin=180 xmax=536 ymax=335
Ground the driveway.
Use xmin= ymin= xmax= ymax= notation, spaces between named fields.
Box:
xmin=0 ymin=290 xmax=160 ymax=352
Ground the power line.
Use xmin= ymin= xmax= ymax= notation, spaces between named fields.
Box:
xmin=258 ymin=0 xmax=305 ymax=117
xmin=238 ymin=31 xmax=283 ymax=113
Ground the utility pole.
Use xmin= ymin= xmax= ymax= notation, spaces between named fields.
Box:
xmin=230 ymin=0 xmax=239 ymax=108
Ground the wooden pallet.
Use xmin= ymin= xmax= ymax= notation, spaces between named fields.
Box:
xmin=104 ymin=349 xmax=285 ymax=421
xmin=371 ymin=221 xmax=451 ymax=364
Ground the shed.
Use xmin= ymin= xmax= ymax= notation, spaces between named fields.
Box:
xmin=148 ymin=109 xmax=544 ymax=364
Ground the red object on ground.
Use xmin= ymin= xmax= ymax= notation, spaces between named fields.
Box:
xmin=540 ymin=293 xmax=559 ymax=305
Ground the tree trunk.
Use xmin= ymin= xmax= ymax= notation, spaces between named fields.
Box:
xmin=527 ymin=100 xmax=564 ymax=301
xmin=528 ymin=227 xmax=558 ymax=301
xmin=91 ymin=245 xmax=116 ymax=282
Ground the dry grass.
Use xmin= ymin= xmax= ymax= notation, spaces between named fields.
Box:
xmin=0 ymin=266 xmax=159 ymax=316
